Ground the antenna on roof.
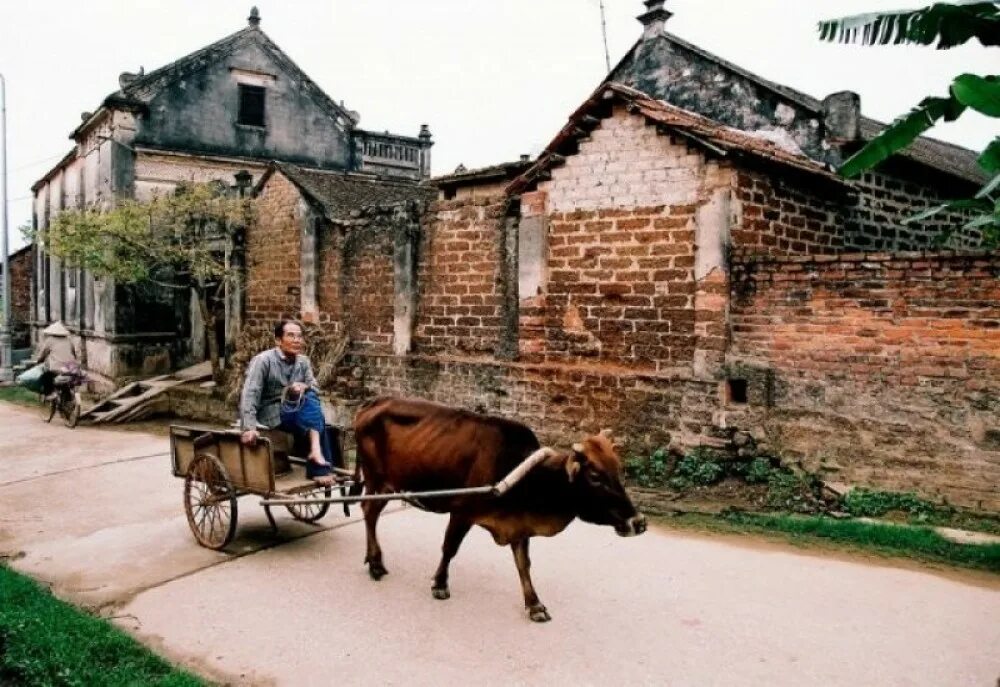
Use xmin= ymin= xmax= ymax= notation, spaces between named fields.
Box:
xmin=599 ymin=0 xmax=611 ymax=73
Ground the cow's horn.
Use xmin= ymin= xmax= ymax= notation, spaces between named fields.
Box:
xmin=599 ymin=428 xmax=613 ymax=439
xmin=572 ymin=442 xmax=585 ymax=453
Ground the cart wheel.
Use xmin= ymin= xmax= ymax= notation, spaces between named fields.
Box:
xmin=286 ymin=486 xmax=332 ymax=523
xmin=184 ymin=453 xmax=238 ymax=549
xmin=62 ymin=391 xmax=81 ymax=428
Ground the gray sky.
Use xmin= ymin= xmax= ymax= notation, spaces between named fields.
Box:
xmin=1 ymin=0 xmax=996 ymax=251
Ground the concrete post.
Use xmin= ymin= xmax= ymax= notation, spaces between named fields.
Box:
xmin=392 ymin=212 xmax=418 ymax=355
xmin=0 ymin=73 xmax=12 ymax=381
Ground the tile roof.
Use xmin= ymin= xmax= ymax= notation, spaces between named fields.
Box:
xmin=508 ymin=83 xmax=842 ymax=195
xmin=268 ymin=163 xmax=435 ymax=221
xmin=432 ymin=159 xmax=534 ymax=188
xmin=609 ymin=31 xmax=986 ymax=185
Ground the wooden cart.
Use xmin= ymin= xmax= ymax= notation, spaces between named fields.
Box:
xmin=169 ymin=424 xmax=353 ymax=550
xmin=171 ymin=423 xmax=559 ymax=551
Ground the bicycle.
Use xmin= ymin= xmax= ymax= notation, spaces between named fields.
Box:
xmin=44 ymin=363 xmax=87 ymax=429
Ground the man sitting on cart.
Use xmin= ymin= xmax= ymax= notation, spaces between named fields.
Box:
xmin=239 ymin=319 xmax=336 ymax=486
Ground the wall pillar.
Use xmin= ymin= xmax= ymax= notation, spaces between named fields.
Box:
xmin=392 ymin=210 xmax=418 ymax=356
xmin=300 ymin=205 xmax=319 ymax=323
xmin=692 ymin=184 xmax=731 ymax=379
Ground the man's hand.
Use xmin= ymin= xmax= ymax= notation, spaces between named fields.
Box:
xmin=241 ymin=429 xmax=260 ymax=446
xmin=289 ymin=382 xmax=308 ymax=394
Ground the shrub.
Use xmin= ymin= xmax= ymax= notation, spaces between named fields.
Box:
xmin=843 ymin=488 xmax=936 ymax=519
xmin=744 ymin=457 xmax=774 ymax=484
xmin=624 ymin=447 xmax=671 ymax=488
xmin=675 ymin=450 xmax=725 ymax=486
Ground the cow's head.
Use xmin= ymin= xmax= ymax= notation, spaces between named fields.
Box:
xmin=557 ymin=430 xmax=646 ymax=537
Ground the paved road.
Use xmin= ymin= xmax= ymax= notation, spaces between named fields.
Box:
xmin=1 ymin=402 xmax=998 ymax=686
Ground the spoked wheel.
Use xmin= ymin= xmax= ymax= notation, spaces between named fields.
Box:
xmin=184 ymin=453 xmax=238 ymax=549
xmin=286 ymin=486 xmax=332 ymax=523
xmin=60 ymin=390 xmax=81 ymax=428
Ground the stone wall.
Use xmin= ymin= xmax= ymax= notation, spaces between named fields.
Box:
xmin=729 ymin=250 xmax=1000 ymax=510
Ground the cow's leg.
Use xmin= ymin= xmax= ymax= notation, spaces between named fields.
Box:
xmin=362 ymin=499 xmax=389 ymax=580
xmin=432 ymin=515 xmax=472 ymax=600
xmin=511 ymin=537 xmax=550 ymax=622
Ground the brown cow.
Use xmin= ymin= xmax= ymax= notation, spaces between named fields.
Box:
xmin=352 ymin=396 xmax=646 ymax=622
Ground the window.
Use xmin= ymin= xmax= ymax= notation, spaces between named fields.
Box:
xmin=237 ymin=85 xmax=266 ymax=127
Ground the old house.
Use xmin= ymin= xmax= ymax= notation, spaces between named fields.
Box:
xmin=246 ymin=2 xmax=997 ymax=511
xmin=610 ymin=0 xmax=987 ymax=251
xmin=30 ymin=8 xmax=432 ymax=381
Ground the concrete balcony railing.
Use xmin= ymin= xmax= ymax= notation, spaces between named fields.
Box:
xmin=355 ymin=126 xmax=432 ymax=182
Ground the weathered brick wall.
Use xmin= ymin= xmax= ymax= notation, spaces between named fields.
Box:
xmin=733 ymin=169 xmax=846 ymax=256
xmin=412 ymin=197 xmax=507 ymax=356
xmin=334 ymin=352 xmax=721 ymax=455
xmin=9 ymin=247 xmax=33 ymax=347
xmin=316 ymin=222 xmax=344 ymax=328
xmin=246 ymin=172 xmax=302 ymax=326
xmin=729 ymin=250 xmax=1000 ymax=510
xmin=523 ymin=107 xmax=733 ymax=372
xmin=342 ymin=222 xmax=394 ymax=351
xmin=521 ymin=204 xmax=700 ymax=370
xmin=845 ymin=165 xmax=982 ymax=252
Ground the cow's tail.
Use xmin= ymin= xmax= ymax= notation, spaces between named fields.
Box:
xmin=349 ymin=398 xmax=381 ymax=497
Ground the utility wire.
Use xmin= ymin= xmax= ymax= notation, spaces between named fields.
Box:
xmin=599 ymin=0 xmax=611 ymax=73
xmin=10 ymin=152 xmax=65 ymax=173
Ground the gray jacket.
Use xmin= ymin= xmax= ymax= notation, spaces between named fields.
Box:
xmin=239 ymin=348 xmax=319 ymax=430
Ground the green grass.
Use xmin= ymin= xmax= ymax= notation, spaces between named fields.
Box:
xmin=0 ymin=565 xmax=203 ymax=686
xmin=0 ymin=385 xmax=42 ymax=407
xmin=655 ymin=512 xmax=1000 ymax=574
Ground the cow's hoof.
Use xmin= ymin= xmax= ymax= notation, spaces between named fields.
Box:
xmin=431 ymin=586 xmax=450 ymax=600
xmin=368 ymin=563 xmax=388 ymax=580
xmin=528 ymin=605 xmax=551 ymax=623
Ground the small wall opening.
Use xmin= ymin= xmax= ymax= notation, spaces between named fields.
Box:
xmin=726 ymin=378 xmax=748 ymax=405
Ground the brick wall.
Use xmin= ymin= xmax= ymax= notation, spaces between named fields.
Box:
xmin=334 ymin=352 xmax=721 ymax=455
xmin=412 ymin=197 xmax=507 ymax=356
xmin=846 ymin=164 xmax=982 ymax=252
xmin=342 ymin=222 xmax=394 ymax=351
xmin=522 ymin=107 xmax=733 ymax=372
xmin=8 ymin=246 xmax=33 ymax=347
xmin=729 ymin=250 xmax=1000 ymax=510
xmin=246 ymin=171 xmax=303 ymax=326
xmin=733 ymin=169 xmax=846 ymax=256
xmin=520 ymin=204 xmax=700 ymax=370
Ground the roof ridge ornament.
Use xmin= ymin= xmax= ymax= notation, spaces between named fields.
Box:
xmin=248 ymin=6 xmax=261 ymax=28
xmin=637 ymin=0 xmax=671 ymax=39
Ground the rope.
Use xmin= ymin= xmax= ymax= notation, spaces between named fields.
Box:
xmin=279 ymin=385 xmax=305 ymax=414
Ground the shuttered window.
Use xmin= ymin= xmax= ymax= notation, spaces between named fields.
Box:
xmin=238 ymin=85 xmax=266 ymax=127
